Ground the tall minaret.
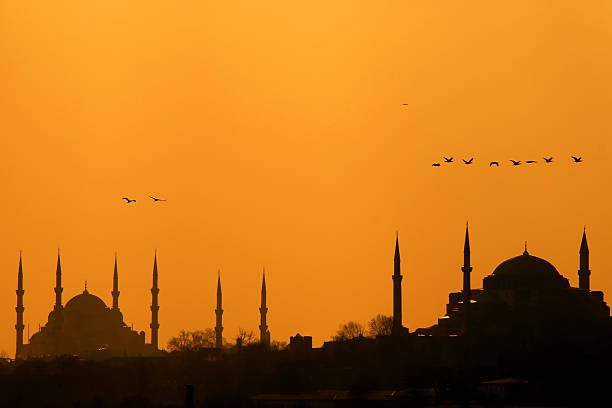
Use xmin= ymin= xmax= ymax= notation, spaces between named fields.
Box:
xmin=259 ymin=270 xmax=270 ymax=347
xmin=215 ymin=270 xmax=223 ymax=349
xmin=150 ymin=251 xmax=160 ymax=350
xmin=579 ymin=228 xmax=590 ymax=291
xmin=54 ymin=250 xmax=63 ymax=310
xmin=16 ymin=253 xmax=25 ymax=359
xmin=462 ymin=224 xmax=472 ymax=300
xmin=392 ymin=233 xmax=403 ymax=333
xmin=462 ymin=224 xmax=472 ymax=334
xmin=112 ymin=253 xmax=120 ymax=310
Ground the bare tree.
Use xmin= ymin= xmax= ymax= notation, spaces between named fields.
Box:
xmin=333 ymin=321 xmax=365 ymax=341
xmin=167 ymin=329 xmax=216 ymax=352
xmin=367 ymin=314 xmax=393 ymax=337
xmin=234 ymin=328 xmax=256 ymax=347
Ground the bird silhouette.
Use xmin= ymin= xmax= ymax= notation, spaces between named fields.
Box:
xmin=510 ymin=160 xmax=521 ymax=166
xmin=432 ymin=163 xmax=441 ymax=167
xmin=122 ymin=197 xmax=136 ymax=203
xmin=149 ymin=196 xmax=167 ymax=202
xmin=526 ymin=160 xmax=537 ymax=164
xmin=463 ymin=158 xmax=473 ymax=164
xmin=544 ymin=157 xmax=553 ymax=163
xmin=443 ymin=157 xmax=454 ymax=163
xmin=489 ymin=161 xmax=499 ymax=166
xmin=571 ymin=156 xmax=583 ymax=163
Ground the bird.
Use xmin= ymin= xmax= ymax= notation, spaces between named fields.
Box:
xmin=571 ymin=156 xmax=583 ymax=163
xmin=544 ymin=157 xmax=553 ymax=163
xmin=432 ymin=163 xmax=441 ymax=167
xmin=463 ymin=158 xmax=474 ymax=164
xmin=489 ymin=161 xmax=499 ymax=166
xmin=510 ymin=160 xmax=521 ymax=166
xmin=122 ymin=197 xmax=136 ymax=203
xmin=443 ymin=157 xmax=454 ymax=163
xmin=526 ymin=160 xmax=537 ymax=164
xmin=149 ymin=196 xmax=167 ymax=202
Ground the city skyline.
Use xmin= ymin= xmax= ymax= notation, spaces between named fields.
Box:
xmin=2 ymin=1 xmax=612 ymax=358
xmin=4 ymin=225 xmax=600 ymax=357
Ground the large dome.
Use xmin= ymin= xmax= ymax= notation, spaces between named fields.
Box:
xmin=65 ymin=289 xmax=108 ymax=314
xmin=493 ymin=251 xmax=560 ymax=278
xmin=483 ymin=250 xmax=569 ymax=290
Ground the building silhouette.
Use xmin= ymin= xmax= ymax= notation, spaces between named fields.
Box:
xmin=16 ymin=252 xmax=160 ymax=359
xmin=416 ymin=227 xmax=611 ymax=345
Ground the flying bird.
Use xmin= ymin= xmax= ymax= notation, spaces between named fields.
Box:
xmin=526 ymin=160 xmax=537 ymax=164
xmin=544 ymin=157 xmax=553 ymax=163
xmin=463 ymin=158 xmax=473 ymax=164
xmin=443 ymin=157 xmax=454 ymax=163
xmin=510 ymin=160 xmax=521 ymax=166
xmin=571 ymin=156 xmax=583 ymax=163
xmin=149 ymin=196 xmax=167 ymax=202
xmin=122 ymin=197 xmax=136 ymax=203
xmin=432 ymin=163 xmax=441 ymax=167
xmin=489 ymin=161 xmax=499 ymax=166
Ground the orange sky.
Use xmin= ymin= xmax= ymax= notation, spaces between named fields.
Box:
xmin=1 ymin=1 xmax=612 ymax=356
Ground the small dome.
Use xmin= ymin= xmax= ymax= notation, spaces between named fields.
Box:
xmin=65 ymin=290 xmax=108 ymax=314
xmin=484 ymin=250 xmax=569 ymax=290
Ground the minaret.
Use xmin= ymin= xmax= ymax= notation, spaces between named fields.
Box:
xmin=579 ymin=228 xmax=590 ymax=291
xmin=16 ymin=253 xmax=25 ymax=359
xmin=112 ymin=253 xmax=120 ymax=310
xmin=259 ymin=270 xmax=270 ymax=347
xmin=54 ymin=250 xmax=63 ymax=310
xmin=150 ymin=251 xmax=160 ymax=350
xmin=461 ymin=224 xmax=472 ymax=334
xmin=215 ymin=270 xmax=223 ymax=349
xmin=462 ymin=224 xmax=472 ymax=300
xmin=392 ymin=233 xmax=403 ymax=333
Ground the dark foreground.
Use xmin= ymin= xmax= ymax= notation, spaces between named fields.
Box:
xmin=1 ymin=336 xmax=611 ymax=407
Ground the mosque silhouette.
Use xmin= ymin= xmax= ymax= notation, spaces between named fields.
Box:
xmin=14 ymin=251 xmax=271 ymax=359
xmin=12 ymin=226 xmax=611 ymax=360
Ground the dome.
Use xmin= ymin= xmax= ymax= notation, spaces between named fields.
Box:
xmin=65 ymin=289 xmax=108 ymax=314
xmin=493 ymin=251 xmax=560 ymax=278
xmin=483 ymin=250 xmax=569 ymax=290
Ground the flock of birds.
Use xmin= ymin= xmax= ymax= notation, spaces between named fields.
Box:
xmin=431 ymin=156 xmax=583 ymax=167
xmin=121 ymin=196 xmax=166 ymax=204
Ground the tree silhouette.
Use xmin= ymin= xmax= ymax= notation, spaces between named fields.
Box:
xmin=367 ymin=314 xmax=393 ymax=337
xmin=234 ymin=328 xmax=256 ymax=347
xmin=270 ymin=340 xmax=288 ymax=351
xmin=167 ymin=329 xmax=215 ymax=352
xmin=333 ymin=321 xmax=365 ymax=341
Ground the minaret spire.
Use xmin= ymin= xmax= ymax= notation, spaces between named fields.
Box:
xmin=259 ymin=269 xmax=270 ymax=347
xmin=215 ymin=270 xmax=223 ymax=349
xmin=462 ymin=223 xmax=472 ymax=294
xmin=112 ymin=253 xmax=120 ymax=310
xmin=462 ymin=223 xmax=473 ymax=335
xmin=392 ymin=232 xmax=404 ymax=334
xmin=579 ymin=228 xmax=590 ymax=290
xmin=54 ymin=249 xmax=63 ymax=310
xmin=150 ymin=250 xmax=160 ymax=350
xmin=16 ymin=252 xmax=25 ymax=359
